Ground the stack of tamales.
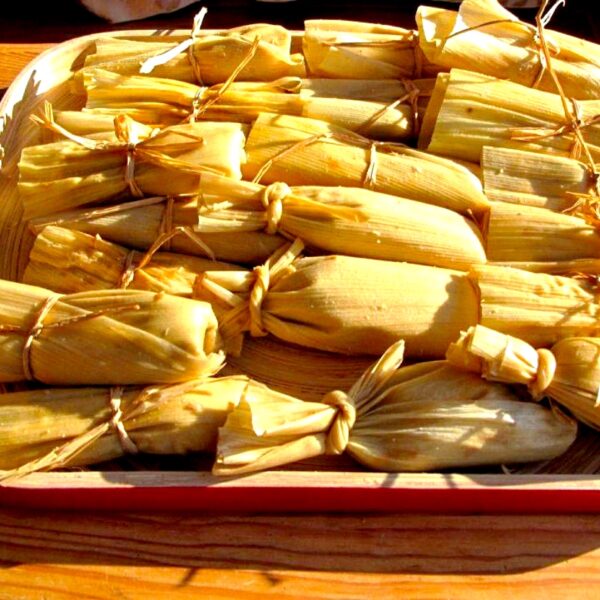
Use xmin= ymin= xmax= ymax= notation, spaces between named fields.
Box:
xmin=3 ymin=0 xmax=600 ymax=481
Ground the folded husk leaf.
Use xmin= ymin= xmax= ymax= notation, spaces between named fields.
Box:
xmin=417 ymin=0 xmax=600 ymax=100
xmin=482 ymin=146 xmax=593 ymax=211
xmin=213 ymin=341 xmax=575 ymax=475
xmin=22 ymin=226 xmax=239 ymax=296
xmin=29 ymin=196 xmax=285 ymax=265
xmin=0 ymin=279 xmax=223 ymax=385
xmin=420 ymin=69 xmax=600 ymax=163
xmin=195 ymin=241 xmax=479 ymax=358
xmin=447 ymin=324 xmax=600 ymax=429
xmin=19 ymin=112 xmax=247 ymax=219
xmin=243 ymin=112 xmax=489 ymax=216
xmin=196 ymin=172 xmax=486 ymax=270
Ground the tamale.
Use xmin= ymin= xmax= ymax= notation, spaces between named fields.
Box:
xmin=76 ymin=23 xmax=305 ymax=87
xmin=472 ymin=264 xmax=600 ymax=347
xmin=482 ymin=146 xmax=593 ymax=211
xmin=28 ymin=196 xmax=285 ymax=265
xmin=194 ymin=240 xmax=479 ymax=358
xmin=485 ymin=202 xmax=600 ymax=264
xmin=22 ymin=226 xmax=239 ymax=296
xmin=18 ymin=109 xmax=247 ymax=219
xmin=195 ymin=172 xmax=486 ymax=270
xmin=419 ymin=69 xmax=600 ymax=163
xmin=447 ymin=324 xmax=600 ymax=430
xmin=303 ymin=20 xmax=440 ymax=79
xmin=243 ymin=112 xmax=489 ymax=216
xmin=0 ymin=279 xmax=223 ymax=385
xmin=212 ymin=341 xmax=575 ymax=475
xmin=82 ymin=69 xmax=421 ymax=140
xmin=417 ymin=0 xmax=600 ymax=100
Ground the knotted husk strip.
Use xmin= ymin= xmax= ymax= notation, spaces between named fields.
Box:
xmin=417 ymin=0 xmax=600 ymax=100
xmin=221 ymin=337 xmax=373 ymax=404
xmin=419 ymin=69 xmax=600 ymax=163
xmin=447 ymin=324 xmax=600 ymax=430
xmin=18 ymin=109 xmax=247 ymax=219
xmin=194 ymin=240 xmax=479 ymax=358
xmin=482 ymin=146 xmax=593 ymax=211
xmin=472 ymin=264 xmax=600 ymax=347
xmin=212 ymin=340 xmax=575 ymax=475
xmin=243 ymin=112 xmax=489 ymax=217
xmin=196 ymin=172 xmax=486 ymax=270
xmin=29 ymin=196 xmax=285 ymax=265
xmin=0 ymin=279 xmax=223 ymax=385
xmin=485 ymin=202 xmax=600 ymax=265
xmin=303 ymin=20 xmax=441 ymax=79
xmin=0 ymin=374 xmax=263 ymax=477
xmin=22 ymin=226 xmax=239 ymax=296
xmin=75 ymin=24 xmax=305 ymax=87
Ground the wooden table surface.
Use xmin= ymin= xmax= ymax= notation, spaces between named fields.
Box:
xmin=1 ymin=2 xmax=600 ymax=598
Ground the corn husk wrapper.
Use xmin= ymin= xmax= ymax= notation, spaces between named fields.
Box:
xmin=196 ymin=172 xmax=486 ymax=270
xmin=482 ymin=146 xmax=593 ymax=211
xmin=243 ymin=112 xmax=489 ymax=216
xmin=195 ymin=241 xmax=479 ymax=358
xmin=472 ymin=264 xmax=600 ymax=347
xmin=417 ymin=0 xmax=600 ymax=100
xmin=76 ymin=24 xmax=305 ymax=88
xmin=83 ymin=69 xmax=423 ymax=140
xmin=490 ymin=259 xmax=600 ymax=276
xmin=0 ymin=374 xmax=269 ymax=476
xmin=221 ymin=337 xmax=373 ymax=404
xmin=303 ymin=20 xmax=440 ymax=79
xmin=0 ymin=279 xmax=223 ymax=385
xmin=447 ymin=324 xmax=600 ymax=429
xmin=22 ymin=226 xmax=239 ymax=296
xmin=18 ymin=112 xmax=247 ymax=220
xmin=485 ymin=202 xmax=600 ymax=265
xmin=213 ymin=341 xmax=575 ymax=475
xmin=420 ymin=69 xmax=600 ymax=164
xmin=29 ymin=196 xmax=285 ymax=265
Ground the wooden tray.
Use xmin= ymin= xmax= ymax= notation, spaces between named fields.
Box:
xmin=2 ymin=29 xmax=600 ymax=513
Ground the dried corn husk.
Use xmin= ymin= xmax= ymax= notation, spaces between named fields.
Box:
xmin=420 ymin=69 xmax=600 ymax=163
xmin=18 ymin=108 xmax=247 ymax=219
xmin=221 ymin=337 xmax=373 ymax=403
xmin=0 ymin=374 xmax=258 ymax=476
xmin=417 ymin=0 xmax=600 ymax=100
xmin=485 ymin=202 xmax=600 ymax=265
xmin=472 ymin=264 xmax=600 ymax=347
xmin=0 ymin=279 xmax=223 ymax=385
xmin=213 ymin=341 xmax=575 ymax=475
xmin=243 ymin=112 xmax=489 ymax=216
xmin=195 ymin=172 xmax=486 ymax=270
xmin=194 ymin=240 xmax=479 ymax=358
xmin=482 ymin=146 xmax=593 ymax=211
xmin=28 ymin=196 xmax=285 ymax=265
xmin=76 ymin=24 xmax=305 ymax=88
xmin=22 ymin=226 xmax=239 ymax=296
xmin=303 ymin=20 xmax=440 ymax=79
xmin=447 ymin=324 xmax=600 ymax=429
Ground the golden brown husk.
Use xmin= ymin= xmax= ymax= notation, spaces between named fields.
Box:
xmin=0 ymin=279 xmax=223 ymax=385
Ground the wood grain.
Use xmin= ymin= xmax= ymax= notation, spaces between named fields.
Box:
xmin=0 ymin=44 xmax=54 ymax=90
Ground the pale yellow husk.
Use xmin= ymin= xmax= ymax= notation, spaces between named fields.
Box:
xmin=417 ymin=0 xmax=600 ymax=100
xmin=28 ymin=196 xmax=285 ymax=265
xmin=419 ymin=69 xmax=600 ymax=163
xmin=447 ymin=324 xmax=600 ymax=429
xmin=213 ymin=341 xmax=575 ymax=475
xmin=196 ymin=172 xmax=486 ymax=270
xmin=482 ymin=146 xmax=593 ymax=211
xmin=22 ymin=226 xmax=239 ymax=296
xmin=18 ymin=114 xmax=247 ymax=219
xmin=243 ymin=112 xmax=489 ymax=216
xmin=0 ymin=279 xmax=223 ymax=385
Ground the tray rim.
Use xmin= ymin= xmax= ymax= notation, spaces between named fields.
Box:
xmin=1 ymin=27 xmax=600 ymax=514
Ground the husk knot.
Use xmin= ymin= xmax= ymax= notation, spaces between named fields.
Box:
xmin=321 ymin=389 xmax=357 ymax=455
xmin=261 ymin=182 xmax=291 ymax=234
